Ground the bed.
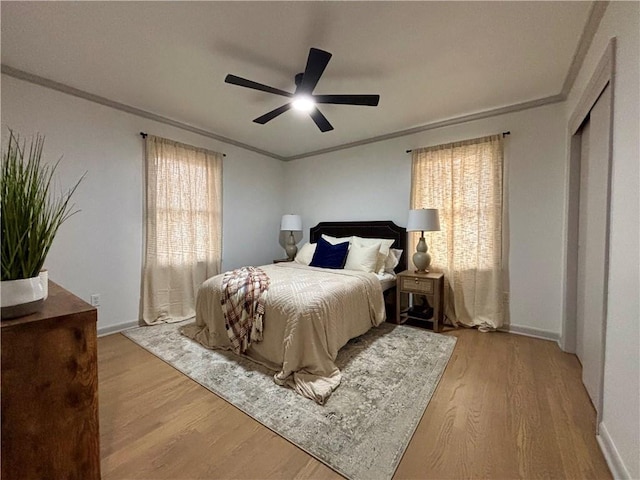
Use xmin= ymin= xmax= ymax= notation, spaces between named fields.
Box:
xmin=181 ymin=221 xmax=407 ymax=404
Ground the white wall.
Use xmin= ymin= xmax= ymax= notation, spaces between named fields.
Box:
xmin=3 ymin=74 xmax=568 ymax=340
xmin=1 ymin=75 xmax=285 ymax=334
xmin=285 ymin=102 xmax=567 ymax=338
xmin=565 ymin=2 xmax=639 ymax=478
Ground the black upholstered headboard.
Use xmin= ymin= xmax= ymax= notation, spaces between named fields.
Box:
xmin=309 ymin=220 xmax=407 ymax=273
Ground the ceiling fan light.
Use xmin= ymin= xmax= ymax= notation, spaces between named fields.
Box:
xmin=292 ymin=95 xmax=315 ymax=112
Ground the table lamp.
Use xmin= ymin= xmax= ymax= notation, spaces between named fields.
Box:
xmin=406 ymin=208 xmax=440 ymax=273
xmin=280 ymin=214 xmax=302 ymax=260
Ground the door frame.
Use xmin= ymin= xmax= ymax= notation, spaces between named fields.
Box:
xmin=561 ymin=38 xmax=615 ymax=428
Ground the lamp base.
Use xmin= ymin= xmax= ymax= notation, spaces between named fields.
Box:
xmin=285 ymin=231 xmax=298 ymax=261
xmin=413 ymin=235 xmax=431 ymax=273
xmin=412 ymin=254 xmax=431 ymax=273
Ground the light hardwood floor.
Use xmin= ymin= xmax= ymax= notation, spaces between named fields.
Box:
xmin=98 ymin=326 xmax=612 ymax=479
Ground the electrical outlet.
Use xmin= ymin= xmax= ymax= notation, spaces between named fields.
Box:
xmin=90 ymin=294 xmax=101 ymax=307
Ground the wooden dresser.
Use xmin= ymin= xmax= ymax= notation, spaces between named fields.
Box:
xmin=1 ymin=281 xmax=100 ymax=480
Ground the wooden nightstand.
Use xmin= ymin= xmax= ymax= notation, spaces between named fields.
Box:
xmin=273 ymin=258 xmax=293 ymax=263
xmin=395 ymin=270 xmax=445 ymax=332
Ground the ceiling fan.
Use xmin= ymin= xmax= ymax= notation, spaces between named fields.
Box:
xmin=224 ymin=47 xmax=380 ymax=132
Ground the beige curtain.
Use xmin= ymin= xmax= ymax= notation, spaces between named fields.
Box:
xmin=410 ymin=134 xmax=504 ymax=330
xmin=142 ymin=135 xmax=222 ymax=325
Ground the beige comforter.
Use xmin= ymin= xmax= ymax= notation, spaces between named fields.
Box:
xmin=181 ymin=262 xmax=386 ymax=404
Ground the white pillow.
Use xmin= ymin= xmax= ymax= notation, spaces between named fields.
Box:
xmin=344 ymin=242 xmax=381 ymax=273
xmin=384 ymin=248 xmax=403 ymax=274
xmin=321 ymin=234 xmax=353 ymax=245
xmin=294 ymin=242 xmax=317 ymax=265
xmin=352 ymin=236 xmax=395 ymax=274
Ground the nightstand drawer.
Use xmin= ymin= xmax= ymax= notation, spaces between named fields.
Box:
xmin=400 ymin=276 xmax=434 ymax=294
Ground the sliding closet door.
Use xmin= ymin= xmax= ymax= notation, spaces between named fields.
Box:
xmin=575 ymin=84 xmax=611 ymax=416
xmin=576 ymin=121 xmax=589 ymax=366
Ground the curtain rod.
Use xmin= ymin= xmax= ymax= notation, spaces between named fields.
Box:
xmin=139 ymin=132 xmax=226 ymax=157
xmin=405 ymin=131 xmax=511 ymax=153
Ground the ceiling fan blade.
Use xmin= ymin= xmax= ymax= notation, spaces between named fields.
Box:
xmin=297 ymin=48 xmax=332 ymax=94
xmin=253 ymin=103 xmax=293 ymax=124
xmin=313 ymin=94 xmax=380 ymax=106
xmin=225 ymin=74 xmax=293 ymax=98
xmin=309 ymin=108 xmax=334 ymax=132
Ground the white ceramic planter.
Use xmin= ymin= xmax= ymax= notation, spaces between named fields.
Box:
xmin=1 ymin=276 xmax=45 ymax=320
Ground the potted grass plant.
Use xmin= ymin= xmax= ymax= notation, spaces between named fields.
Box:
xmin=1 ymin=129 xmax=84 ymax=319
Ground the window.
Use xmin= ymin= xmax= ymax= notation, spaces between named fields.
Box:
xmin=153 ymin=155 xmax=217 ymax=265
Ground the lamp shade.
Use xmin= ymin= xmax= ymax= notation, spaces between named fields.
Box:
xmin=406 ymin=209 xmax=440 ymax=232
xmin=280 ymin=214 xmax=302 ymax=231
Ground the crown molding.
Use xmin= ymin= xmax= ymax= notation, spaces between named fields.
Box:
xmin=0 ymin=64 xmax=285 ymax=161
xmin=284 ymin=94 xmax=565 ymax=161
xmin=2 ymin=63 xmax=565 ymax=162
xmin=561 ymin=1 xmax=609 ymax=98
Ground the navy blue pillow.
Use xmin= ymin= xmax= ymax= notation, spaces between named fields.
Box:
xmin=309 ymin=237 xmax=349 ymax=269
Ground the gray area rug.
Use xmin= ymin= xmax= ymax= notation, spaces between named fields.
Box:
xmin=123 ymin=321 xmax=457 ymax=480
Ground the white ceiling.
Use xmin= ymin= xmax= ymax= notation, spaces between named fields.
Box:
xmin=1 ymin=1 xmax=593 ymax=160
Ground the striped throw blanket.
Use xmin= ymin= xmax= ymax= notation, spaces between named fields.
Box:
xmin=221 ymin=266 xmax=270 ymax=354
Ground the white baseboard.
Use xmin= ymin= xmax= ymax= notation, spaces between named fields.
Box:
xmin=498 ymin=324 xmax=560 ymax=343
xmin=98 ymin=319 xmax=140 ymax=337
xmin=597 ymin=421 xmax=632 ymax=479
